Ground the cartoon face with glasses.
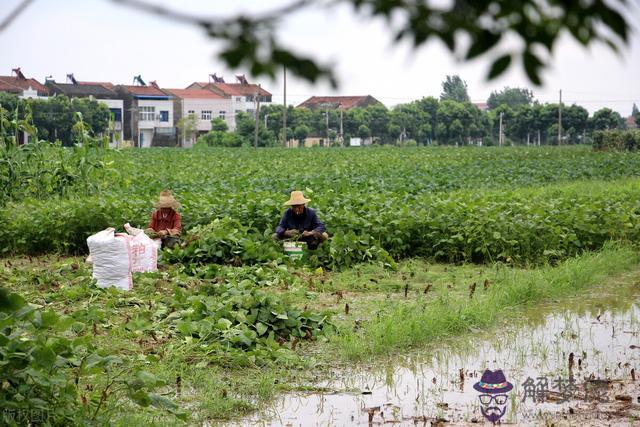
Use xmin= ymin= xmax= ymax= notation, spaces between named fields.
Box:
xmin=473 ymin=369 xmax=513 ymax=424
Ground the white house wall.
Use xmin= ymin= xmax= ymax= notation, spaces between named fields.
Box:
xmin=101 ymin=99 xmax=123 ymax=111
xmin=137 ymin=99 xmax=173 ymax=130
xmin=20 ymin=87 xmax=47 ymax=99
xmin=182 ymin=98 xmax=234 ymax=131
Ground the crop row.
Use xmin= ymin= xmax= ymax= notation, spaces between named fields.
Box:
xmin=4 ymin=145 xmax=640 ymax=209
xmin=3 ymin=179 xmax=638 ymax=267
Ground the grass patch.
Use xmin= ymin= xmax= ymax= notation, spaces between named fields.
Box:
xmin=333 ymin=242 xmax=639 ymax=360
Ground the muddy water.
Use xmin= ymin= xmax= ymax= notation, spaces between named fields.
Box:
xmin=237 ymin=286 xmax=640 ymax=426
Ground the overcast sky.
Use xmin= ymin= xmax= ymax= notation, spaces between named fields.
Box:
xmin=1 ymin=0 xmax=639 ymax=115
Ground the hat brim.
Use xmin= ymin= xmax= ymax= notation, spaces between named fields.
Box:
xmin=473 ymin=382 xmax=513 ymax=394
xmin=284 ymin=198 xmax=310 ymax=206
xmin=155 ymin=198 xmax=180 ymax=209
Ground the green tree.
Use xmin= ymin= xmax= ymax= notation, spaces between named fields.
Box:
xmin=25 ymin=95 xmax=109 ymax=146
xmin=110 ymin=1 xmax=634 ymax=85
xmin=562 ymin=105 xmax=589 ymax=143
xmin=449 ymin=119 xmax=464 ymax=144
xmin=590 ymin=108 xmax=625 ymax=131
xmin=508 ymin=105 xmax=536 ymax=144
xmin=436 ymin=100 xmax=473 ymax=144
xmin=440 ymin=75 xmax=470 ymax=103
xmin=294 ymin=124 xmax=310 ymax=142
xmin=389 ymin=102 xmax=426 ymax=143
xmin=365 ymin=104 xmax=390 ymax=143
xmin=343 ymin=108 xmax=368 ymax=138
xmin=0 ymin=92 xmax=20 ymax=120
xmin=487 ymin=87 xmax=534 ymax=109
xmin=70 ymin=98 xmax=110 ymax=137
xmin=631 ymin=103 xmax=639 ymax=128
xmin=29 ymin=95 xmax=73 ymax=144
xmin=211 ymin=117 xmax=228 ymax=132
xmin=357 ymin=124 xmax=371 ymax=139
xmin=176 ymin=114 xmax=198 ymax=146
xmin=416 ymin=97 xmax=439 ymax=142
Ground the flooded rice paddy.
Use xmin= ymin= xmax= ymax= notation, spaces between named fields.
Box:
xmin=235 ymin=283 xmax=640 ymax=426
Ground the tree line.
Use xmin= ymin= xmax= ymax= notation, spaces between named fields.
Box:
xmin=201 ymin=76 xmax=634 ymax=147
xmin=0 ymin=92 xmax=111 ymax=146
xmin=0 ymin=76 xmax=635 ymax=148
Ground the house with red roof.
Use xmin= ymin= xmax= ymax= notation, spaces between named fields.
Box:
xmin=0 ymin=68 xmax=48 ymax=98
xmin=625 ymin=115 xmax=637 ymax=128
xmin=473 ymin=102 xmax=490 ymax=111
xmin=186 ymin=74 xmax=272 ymax=124
xmin=46 ymin=75 xmax=124 ymax=145
xmin=115 ymin=78 xmax=175 ymax=147
xmin=164 ymin=88 xmax=233 ymax=147
xmin=297 ymin=95 xmax=381 ymax=110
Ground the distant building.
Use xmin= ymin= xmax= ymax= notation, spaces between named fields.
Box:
xmin=116 ymin=79 xmax=175 ymax=147
xmin=0 ymin=67 xmax=48 ymax=99
xmin=297 ymin=95 xmax=382 ymax=110
xmin=186 ymin=74 xmax=272 ymax=127
xmin=625 ymin=116 xmax=637 ymax=128
xmin=46 ymin=76 xmax=124 ymax=145
xmin=164 ymin=88 xmax=233 ymax=147
xmin=473 ymin=102 xmax=490 ymax=111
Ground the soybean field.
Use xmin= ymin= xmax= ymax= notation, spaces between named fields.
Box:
xmin=2 ymin=144 xmax=640 ymax=426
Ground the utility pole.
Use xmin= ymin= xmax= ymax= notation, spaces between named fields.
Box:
xmin=325 ymin=109 xmax=329 ymax=147
xmin=339 ymin=108 xmax=344 ymax=145
xmin=558 ymin=89 xmax=562 ymax=145
xmin=253 ymin=84 xmax=261 ymax=149
xmin=282 ymin=66 xmax=287 ymax=147
xmin=498 ymin=111 xmax=504 ymax=147
xmin=129 ymin=106 xmax=137 ymax=148
xmin=181 ymin=98 xmax=185 ymax=147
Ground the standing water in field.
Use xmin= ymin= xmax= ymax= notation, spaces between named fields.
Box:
xmin=235 ymin=285 xmax=640 ymax=426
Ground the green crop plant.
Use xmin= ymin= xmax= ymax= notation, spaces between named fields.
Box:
xmin=0 ymin=287 xmax=186 ymax=425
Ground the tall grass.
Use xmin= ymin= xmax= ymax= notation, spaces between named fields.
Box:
xmin=335 ymin=242 xmax=639 ymax=359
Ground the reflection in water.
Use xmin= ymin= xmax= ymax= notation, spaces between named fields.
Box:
xmin=235 ymin=287 xmax=640 ymax=426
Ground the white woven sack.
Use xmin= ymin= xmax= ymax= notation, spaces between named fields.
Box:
xmin=86 ymin=228 xmax=132 ymax=291
xmin=129 ymin=231 xmax=158 ymax=273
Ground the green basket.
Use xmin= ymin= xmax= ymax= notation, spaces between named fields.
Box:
xmin=283 ymin=241 xmax=305 ymax=261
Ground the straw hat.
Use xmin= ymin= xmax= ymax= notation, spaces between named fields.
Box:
xmin=154 ymin=190 xmax=180 ymax=210
xmin=284 ymin=190 xmax=310 ymax=206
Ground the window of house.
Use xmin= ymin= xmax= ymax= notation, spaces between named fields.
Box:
xmin=109 ymin=108 xmax=122 ymax=122
xmin=159 ymin=111 xmax=169 ymax=122
xmin=187 ymin=110 xmax=195 ymax=117
xmin=235 ymin=97 xmax=242 ymax=102
xmin=201 ymin=110 xmax=212 ymax=120
xmin=218 ymin=111 xmax=226 ymax=119
xmin=139 ymin=106 xmax=155 ymax=121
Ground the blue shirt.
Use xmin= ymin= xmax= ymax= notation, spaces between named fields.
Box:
xmin=276 ymin=207 xmax=326 ymax=237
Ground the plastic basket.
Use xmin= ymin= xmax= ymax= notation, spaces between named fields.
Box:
xmin=283 ymin=241 xmax=305 ymax=261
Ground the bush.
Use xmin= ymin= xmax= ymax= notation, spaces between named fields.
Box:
xmin=592 ymin=129 xmax=640 ymax=151
xmin=396 ymin=139 xmax=418 ymax=147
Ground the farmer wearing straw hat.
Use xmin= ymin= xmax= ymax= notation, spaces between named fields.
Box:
xmin=273 ymin=190 xmax=328 ymax=250
xmin=145 ymin=190 xmax=182 ymax=249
